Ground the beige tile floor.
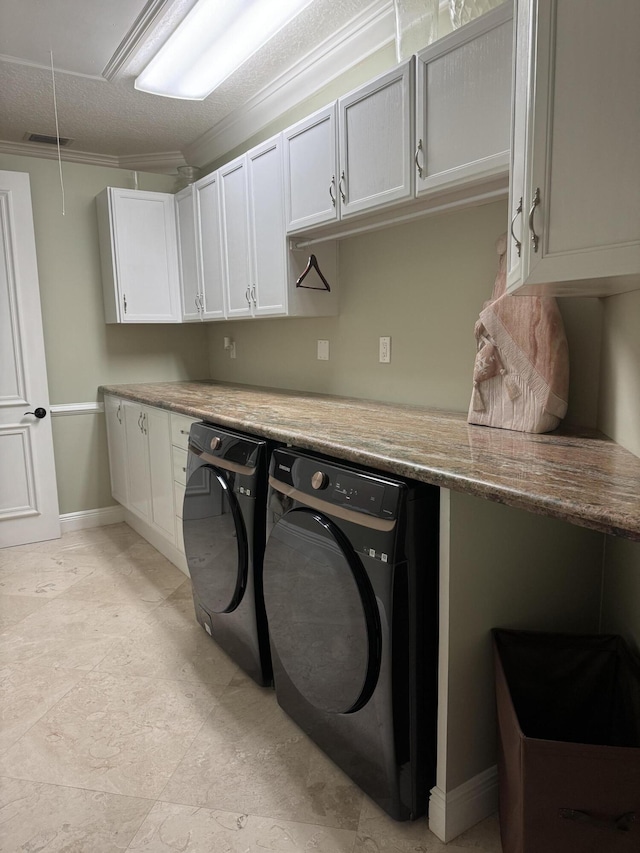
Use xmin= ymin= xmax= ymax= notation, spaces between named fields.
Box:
xmin=0 ymin=523 xmax=503 ymax=852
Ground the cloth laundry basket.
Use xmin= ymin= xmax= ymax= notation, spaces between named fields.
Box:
xmin=492 ymin=629 xmax=640 ymax=853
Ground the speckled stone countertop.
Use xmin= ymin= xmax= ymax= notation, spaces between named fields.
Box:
xmin=99 ymin=381 xmax=640 ymax=542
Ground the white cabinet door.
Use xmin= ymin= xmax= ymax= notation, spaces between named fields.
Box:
xmin=507 ymin=0 xmax=640 ymax=296
xmin=283 ymin=104 xmax=338 ymax=233
xmin=248 ymin=135 xmax=287 ymax=317
xmin=195 ymin=172 xmax=226 ymax=320
xmin=220 ymin=156 xmax=252 ymax=318
xmin=338 ymin=60 xmax=414 ymax=218
xmin=175 ymin=185 xmax=201 ymax=322
xmin=415 ymin=4 xmax=512 ymax=197
xmin=96 ymin=188 xmax=181 ymax=323
xmin=144 ymin=405 xmax=175 ymax=544
xmin=123 ymin=400 xmax=151 ymax=522
xmin=104 ymin=395 xmax=128 ymax=506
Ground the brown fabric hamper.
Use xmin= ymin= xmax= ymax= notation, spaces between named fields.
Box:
xmin=493 ymin=629 xmax=640 ymax=853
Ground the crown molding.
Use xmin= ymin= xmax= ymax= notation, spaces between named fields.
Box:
xmin=184 ymin=0 xmax=396 ymax=168
xmin=102 ymin=0 xmax=175 ymax=81
xmin=0 ymin=140 xmax=120 ymax=167
xmin=119 ymin=151 xmax=186 ymax=173
xmin=0 ymin=53 xmax=107 ymax=82
xmin=0 ymin=140 xmax=184 ymax=174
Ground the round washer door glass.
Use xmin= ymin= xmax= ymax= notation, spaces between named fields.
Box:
xmin=263 ymin=508 xmax=380 ymax=714
xmin=183 ymin=465 xmax=247 ymax=613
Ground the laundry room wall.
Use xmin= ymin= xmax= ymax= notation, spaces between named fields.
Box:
xmin=206 ymin=200 xmax=603 ymax=427
xmin=0 ymin=153 xmax=210 ymax=516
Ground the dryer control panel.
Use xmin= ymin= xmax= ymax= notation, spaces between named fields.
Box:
xmin=271 ymin=449 xmax=403 ymax=520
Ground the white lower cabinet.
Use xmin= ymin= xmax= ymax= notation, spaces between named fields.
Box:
xmin=105 ymin=396 xmax=176 ymax=547
xmin=170 ymin=411 xmax=197 ymax=555
xmin=104 ymin=395 xmax=128 ymax=506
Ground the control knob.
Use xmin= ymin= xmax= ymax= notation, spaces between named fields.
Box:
xmin=210 ymin=436 xmax=222 ymax=451
xmin=311 ymin=471 xmax=329 ymax=490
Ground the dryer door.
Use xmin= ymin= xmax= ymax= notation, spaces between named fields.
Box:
xmin=263 ymin=507 xmax=381 ymax=714
xmin=183 ymin=464 xmax=247 ymax=614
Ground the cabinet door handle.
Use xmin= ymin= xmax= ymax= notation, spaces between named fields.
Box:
xmin=195 ymin=295 xmax=200 ymax=311
xmin=414 ymin=139 xmax=424 ymax=178
xmin=251 ymin=284 xmax=256 ymax=306
xmin=142 ymin=413 xmax=147 ymax=435
xmin=528 ymin=187 xmax=541 ymax=253
xmin=329 ymin=176 xmax=336 ymax=207
xmin=137 ymin=413 xmax=143 ymax=431
xmin=123 ymin=294 xmax=127 ymax=314
xmin=339 ymin=171 xmax=346 ymax=203
xmin=116 ymin=404 xmax=122 ymax=424
xmin=510 ymin=196 xmax=523 ymax=258
xmin=245 ymin=286 xmax=251 ymax=305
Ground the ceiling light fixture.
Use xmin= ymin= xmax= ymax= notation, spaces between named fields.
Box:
xmin=135 ymin=0 xmax=315 ymax=100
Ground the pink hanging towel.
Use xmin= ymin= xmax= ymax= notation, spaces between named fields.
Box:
xmin=468 ymin=235 xmax=569 ymax=434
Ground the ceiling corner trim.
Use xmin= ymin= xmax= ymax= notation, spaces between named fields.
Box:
xmin=102 ymin=0 xmax=175 ymax=81
xmin=0 ymin=140 xmax=121 ymax=168
xmin=0 ymin=140 xmax=184 ymax=174
xmin=119 ymin=151 xmax=186 ymax=173
xmin=184 ymin=0 xmax=396 ymax=167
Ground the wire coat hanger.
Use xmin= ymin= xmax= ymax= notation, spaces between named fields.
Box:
xmin=295 ymin=254 xmax=331 ymax=291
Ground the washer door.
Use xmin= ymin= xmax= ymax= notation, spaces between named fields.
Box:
xmin=183 ymin=464 xmax=247 ymax=614
xmin=263 ymin=507 xmax=381 ymax=714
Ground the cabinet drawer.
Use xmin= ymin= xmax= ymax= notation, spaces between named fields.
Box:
xmin=171 ymin=413 xmax=197 ymax=450
xmin=174 ymin=481 xmax=186 ymax=518
xmin=172 ymin=447 xmax=188 ymax=485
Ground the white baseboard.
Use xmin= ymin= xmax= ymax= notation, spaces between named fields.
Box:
xmin=123 ymin=509 xmax=189 ymax=577
xmin=429 ymin=765 xmax=498 ymax=843
xmin=60 ymin=505 xmax=125 ymax=532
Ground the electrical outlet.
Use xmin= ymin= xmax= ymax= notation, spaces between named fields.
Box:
xmin=229 ymin=342 xmax=236 ymax=359
xmin=317 ymin=340 xmax=329 ymax=360
xmin=379 ymin=336 xmax=391 ymax=363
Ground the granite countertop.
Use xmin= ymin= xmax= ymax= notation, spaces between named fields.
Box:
xmin=99 ymin=380 xmax=640 ymax=542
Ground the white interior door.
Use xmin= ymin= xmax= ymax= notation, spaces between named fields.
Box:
xmin=0 ymin=170 xmax=60 ymax=548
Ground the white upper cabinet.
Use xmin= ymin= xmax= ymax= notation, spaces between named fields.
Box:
xmin=96 ymin=188 xmax=181 ymax=323
xmin=507 ymin=0 xmax=640 ymax=296
xmin=219 ymin=156 xmax=252 ymax=319
xmin=247 ymin=135 xmax=288 ymax=317
xmin=284 ymin=104 xmax=339 ymax=232
xmin=415 ymin=4 xmax=512 ymax=197
xmin=175 ymin=185 xmax=201 ymax=322
xmin=283 ymin=61 xmax=413 ymax=232
xmin=338 ymin=60 xmax=414 ymax=218
xmin=194 ymin=172 xmax=226 ymax=320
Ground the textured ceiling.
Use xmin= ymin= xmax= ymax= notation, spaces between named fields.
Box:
xmin=0 ymin=0 xmax=393 ymax=166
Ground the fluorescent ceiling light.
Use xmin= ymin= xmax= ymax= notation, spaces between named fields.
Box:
xmin=135 ymin=0 xmax=315 ymax=100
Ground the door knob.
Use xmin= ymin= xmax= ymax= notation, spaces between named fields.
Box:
xmin=24 ymin=407 xmax=47 ymax=418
